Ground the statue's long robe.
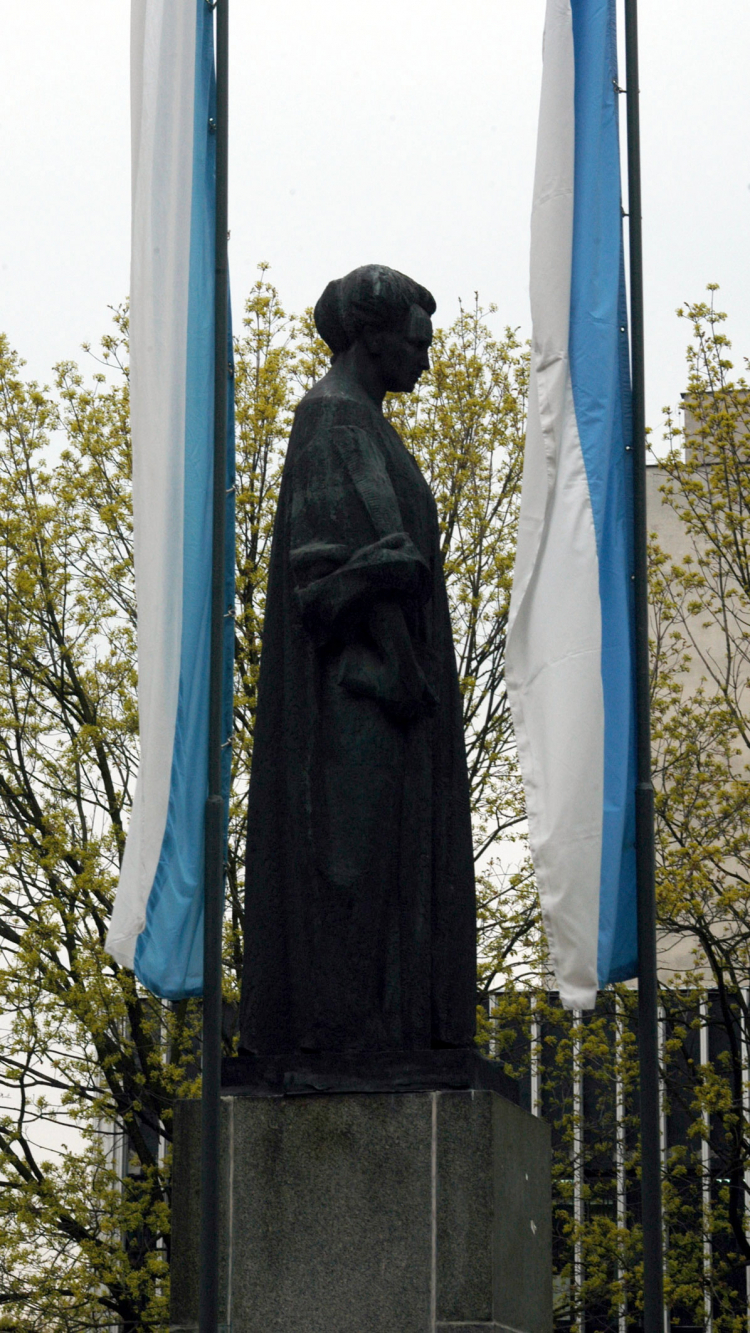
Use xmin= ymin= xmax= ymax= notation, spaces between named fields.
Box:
xmin=239 ymin=376 xmax=476 ymax=1055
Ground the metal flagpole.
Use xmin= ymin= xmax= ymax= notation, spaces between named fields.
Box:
xmin=624 ymin=2 xmax=665 ymax=1329
xmin=200 ymin=0 xmax=229 ymax=1330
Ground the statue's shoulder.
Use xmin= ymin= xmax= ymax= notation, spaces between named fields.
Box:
xmin=291 ymin=376 xmax=379 ymax=443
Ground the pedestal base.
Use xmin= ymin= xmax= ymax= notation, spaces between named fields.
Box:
xmin=221 ymin=1048 xmax=520 ymax=1099
xmin=170 ymin=1089 xmax=551 ymax=1333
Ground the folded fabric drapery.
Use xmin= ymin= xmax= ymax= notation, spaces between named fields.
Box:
xmin=107 ymin=0 xmax=234 ymax=999
xmin=506 ymin=0 xmax=637 ymax=1011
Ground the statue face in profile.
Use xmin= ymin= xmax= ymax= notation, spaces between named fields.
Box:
xmin=360 ymin=303 xmax=434 ymax=396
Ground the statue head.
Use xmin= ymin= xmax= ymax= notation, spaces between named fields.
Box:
xmin=314 ymin=265 xmax=436 ymax=397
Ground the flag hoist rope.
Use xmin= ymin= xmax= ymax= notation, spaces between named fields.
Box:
xmin=200 ymin=1 xmax=229 ymax=1330
xmin=625 ymin=0 xmax=665 ymax=1327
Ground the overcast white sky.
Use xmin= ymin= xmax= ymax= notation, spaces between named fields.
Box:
xmin=1 ymin=0 xmax=749 ymax=441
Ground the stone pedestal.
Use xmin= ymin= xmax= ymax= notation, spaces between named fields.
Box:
xmin=170 ymin=1088 xmax=551 ymax=1333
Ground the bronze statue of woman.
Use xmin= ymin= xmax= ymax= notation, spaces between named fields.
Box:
xmin=239 ymin=265 xmax=476 ymax=1059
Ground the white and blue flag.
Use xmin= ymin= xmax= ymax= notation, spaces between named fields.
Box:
xmin=506 ymin=0 xmax=636 ymax=1010
xmin=107 ymin=0 xmax=234 ymax=998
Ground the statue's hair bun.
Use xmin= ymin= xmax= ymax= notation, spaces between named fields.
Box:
xmin=314 ymin=265 xmax=436 ymax=355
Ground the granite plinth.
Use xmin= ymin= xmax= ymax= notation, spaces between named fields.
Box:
xmin=170 ymin=1088 xmax=551 ymax=1333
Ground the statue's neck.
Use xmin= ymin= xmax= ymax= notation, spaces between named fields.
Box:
xmin=326 ymin=345 xmax=386 ymax=412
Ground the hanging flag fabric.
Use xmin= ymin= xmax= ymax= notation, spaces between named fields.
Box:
xmin=106 ymin=0 xmax=234 ymax=998
xmin=506 ymin=0 xmax=636 ymax=1011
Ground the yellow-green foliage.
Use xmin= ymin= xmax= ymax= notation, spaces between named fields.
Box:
xmin=649 ymin=291 xmax=750 ymax=1331
xmin=489 ymin=292 xmax=750 ymax=1332
xmin=0 ymin=312 xmax=199 ymax=1330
